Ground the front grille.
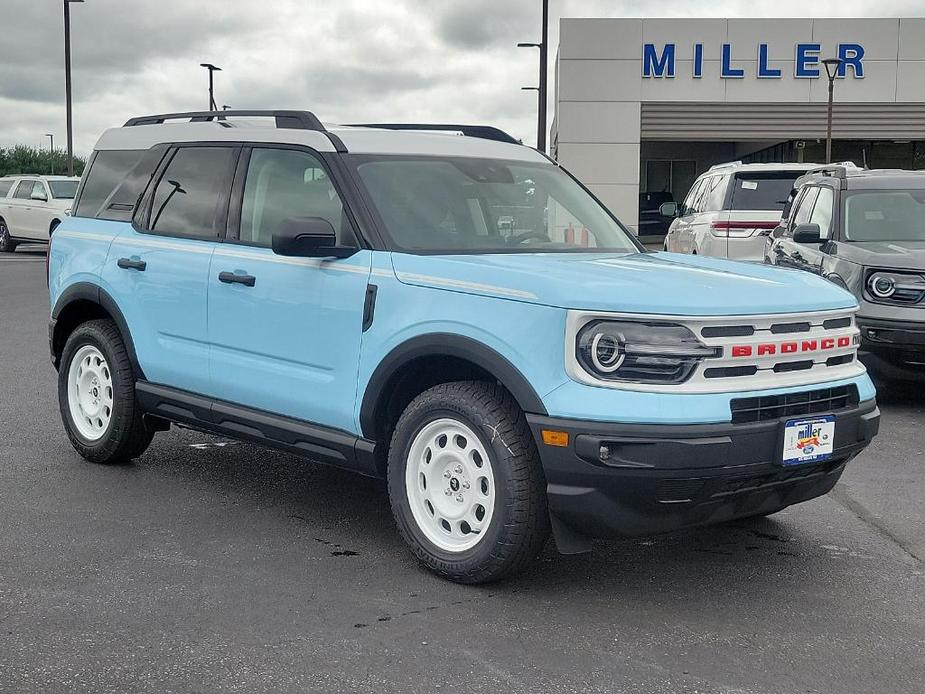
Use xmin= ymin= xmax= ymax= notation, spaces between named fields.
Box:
xmin=730 ymin=385 xmax=859 ymax=424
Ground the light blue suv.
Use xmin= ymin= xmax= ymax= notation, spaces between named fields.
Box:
xmin=49 ymin=111 xmax=880 ymax=583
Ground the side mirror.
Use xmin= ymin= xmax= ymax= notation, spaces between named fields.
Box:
xmin=792 ymin=223 xmax=822 ymax=244
xmin=271 ymin=217 xmax=356 ymax=258
xmin=31 ymin=190 xmax=47 ymax=202
xmin=659 ymin=201 xmax=678 ymax=217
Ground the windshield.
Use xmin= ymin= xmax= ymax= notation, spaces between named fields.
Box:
xmin=48 ymin=180 xmax=79 ymax=199
xmin=729 ymin=171 xmax=805 ymax=211
xmin=353 ymin=155 xmax=640 ymax=253
xmin=844 ymin=190 xmax=925 ymax=242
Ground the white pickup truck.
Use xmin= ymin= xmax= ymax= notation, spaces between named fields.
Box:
xmin=0 ymin=175 xmax=79 ymax=252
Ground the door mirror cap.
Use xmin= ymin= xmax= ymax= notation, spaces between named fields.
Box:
xmin=659 ymin=201 xmax=678 ymax=217
xmin=271 ymin=217 xmax=356 ymax=258
xmin=30 ymin=190 xmax=48 ymax=202
xmin=793 ymin=223 xmax=823 ymax=244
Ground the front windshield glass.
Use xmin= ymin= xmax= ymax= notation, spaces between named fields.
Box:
xmin=353 ymin=155 xmax=640 ymax=253
xmin=48 ymin=180 xmax=79 ymax=199
xmin=844 ymin=189 xmax=925 ymax=242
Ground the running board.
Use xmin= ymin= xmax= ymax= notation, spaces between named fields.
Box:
xmin=135 ymin=381 xmax=379 ymax=477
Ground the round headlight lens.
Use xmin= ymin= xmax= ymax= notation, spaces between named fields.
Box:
xmin=869 ymin=274 xmax=896 ymax=299
xmin=591 ymin=331 xmax=625 ymax=372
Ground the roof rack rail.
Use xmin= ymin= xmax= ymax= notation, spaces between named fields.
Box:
xmin=708 ymin=160 xmax=743 ymax=171
xmin=123 ymin=110 xmax=325 ymax=131
xmin=347 ymin=123 xmax=520 ymax=145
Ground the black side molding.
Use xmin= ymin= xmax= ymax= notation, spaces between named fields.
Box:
xmin=362 ymin=284 xmax=378 ymax=332
xmin=135 ymin=382 xmax=379 ymax=478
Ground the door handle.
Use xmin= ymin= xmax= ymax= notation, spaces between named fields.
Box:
xmin=218 ymin=271 xmax=256 ymax=287
xmin=117 ymin=257 xmax=146 ymax=271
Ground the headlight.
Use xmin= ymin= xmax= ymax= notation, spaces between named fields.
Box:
xmin=868 ymin=273 xmax=895 ymax=299
xmin=576 ymin=320 xmax=720 ymax=384
xmin=866 ymin=271 xmax=925 ymax=305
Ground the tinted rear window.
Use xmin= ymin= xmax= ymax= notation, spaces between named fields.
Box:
xmin=0 ymin=181 xmax=13 ymax=197
xmin=74 ymin=149 xmax=147 ymax=220
xmin=729 ymin=172 xmax=803 ymax=211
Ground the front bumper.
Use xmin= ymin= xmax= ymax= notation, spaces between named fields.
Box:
xmin=527 ymin=398 xmax=879 ymax=543
xmin=857 ymin=316 xmax=925 ymax=377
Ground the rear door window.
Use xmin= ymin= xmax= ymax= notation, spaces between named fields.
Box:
xmin=148 ymin=146 xmax=238 ymax=239
xmin=0 ymin=181 xmax=13 ymax=197
xmin=730 ymin=171 xmax=804 ymax=211
xmin=13 ymin=181 xmax=35 ymax=199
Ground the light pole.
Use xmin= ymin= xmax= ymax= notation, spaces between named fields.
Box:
xmin=46 ymin=134 xmax=55 ymax=174
xmin=63 ymin=0 xmax=84 ymax=177
xmin=517 ymin=0 xmax=549 ymax=152
xmin=822 ymin=57 xmax=843 ymax=165
xmin=200 ymin=63 xmax=222 ymax=111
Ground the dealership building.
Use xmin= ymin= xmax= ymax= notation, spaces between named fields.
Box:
xmin=551 ymin=17 xmax=925 ymax=237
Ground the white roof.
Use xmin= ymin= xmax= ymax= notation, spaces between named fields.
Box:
xmin=93 ymin=120 xmax=548 ymax=164
xmin=0 ymin=174 xmax=79 ymax=181
xmin=707 ymin=161 xmax=823 ymax=173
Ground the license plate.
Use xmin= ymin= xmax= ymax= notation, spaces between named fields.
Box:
xmin=782 ymin=415 xmax=835 ymax=466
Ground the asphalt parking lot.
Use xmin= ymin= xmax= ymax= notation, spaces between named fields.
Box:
xmin=1 ymin=249 xmax=923 ymax=694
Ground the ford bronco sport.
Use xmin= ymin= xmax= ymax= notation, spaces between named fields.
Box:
xmin=49 ymin=111 xmax=880 ymax=583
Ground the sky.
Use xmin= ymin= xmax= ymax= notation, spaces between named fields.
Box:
xmin=0 ymin=0 xmax=922 ymax=156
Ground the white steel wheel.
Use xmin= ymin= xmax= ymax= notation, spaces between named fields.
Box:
xmin=66 ymin=345 xmax=114 ymax=441
xmin=404 ymin=418 xmax=496 ymax=553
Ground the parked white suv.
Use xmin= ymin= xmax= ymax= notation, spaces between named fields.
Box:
xmin=663 ymin=162 xmax=819 ymax=262
xmin=0 ymin=175 xmax=79 ymax=252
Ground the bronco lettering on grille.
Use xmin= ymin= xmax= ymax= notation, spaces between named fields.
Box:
xmin=730 ymin=336 xmax=852 ymax=358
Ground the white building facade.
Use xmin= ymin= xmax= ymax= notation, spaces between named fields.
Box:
xmin=552 ymin=18 xmax=925 ymax=238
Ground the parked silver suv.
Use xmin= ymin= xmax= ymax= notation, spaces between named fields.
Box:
xmin=663 ymin=162 xmax=819 ymax=261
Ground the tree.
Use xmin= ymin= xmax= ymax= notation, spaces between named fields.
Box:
xmin=0 ymin=145 xmax=86 ymax=177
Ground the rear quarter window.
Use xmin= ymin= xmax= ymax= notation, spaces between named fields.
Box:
xmin=0 ymin=181 xmax=13 ymax=197
xmin=74 ymin=149 xmax=154 ymax=221
xmin=729 ymin=172 xmax=804 ymax=212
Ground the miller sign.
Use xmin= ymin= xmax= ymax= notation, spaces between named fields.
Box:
xmin=642 ymin=42 xmax=865 ymax=79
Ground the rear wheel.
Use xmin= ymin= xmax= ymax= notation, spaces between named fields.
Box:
xmin=0 ymin=219 xmax=17 ymax=253
xmin=388 ymin=381 xmax=549 ymax=583
xmin=58 ymin=319 xmax=153 ymax=464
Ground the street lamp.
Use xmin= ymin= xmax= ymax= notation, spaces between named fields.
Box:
xmin=63 ymin=0 xmax=84 ymax=177
xmin=46 ymin=134 xmax=55 ymax=174
xmin=517 ymin=0 xmax=549 ymax=153
xmin=822 ymin=57 xmax=843 ymax=164
xmin=200 ymin=63 xmax=222 ymax=111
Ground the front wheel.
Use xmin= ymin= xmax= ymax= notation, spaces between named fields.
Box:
xmin=58 ymin=319 xmax=153 ymax=464
xmin=388 ymin=381 xmax=549 ymax=583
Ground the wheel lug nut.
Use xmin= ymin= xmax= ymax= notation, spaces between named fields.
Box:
xmin=444 ymin=470 xmax=451 ymax=478
xmin=462 ymin=481 xmax=470 ymax=489
xmin=455 ymin=494 xmax=464 ymax=502
xmin=445 ymin=489 xmax=452 ymax=496
xmin=454 ymin=465 xmax=463 ymax=474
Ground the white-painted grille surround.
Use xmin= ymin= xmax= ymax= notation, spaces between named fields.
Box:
xmin=565 ymin=308 xmax=864 ymax=394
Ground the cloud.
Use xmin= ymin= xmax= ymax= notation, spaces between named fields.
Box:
xmin=0 ymin=0 xmax=916 ymax=155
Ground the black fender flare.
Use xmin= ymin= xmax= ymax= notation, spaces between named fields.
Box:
xmin=50 ymin=282 xmax=144 ymax=377
xmin=359 ymin=333 xmax=548 ymax=438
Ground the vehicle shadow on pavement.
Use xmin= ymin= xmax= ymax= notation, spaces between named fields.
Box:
xmin=123 ymin=427 xmax=861 ymax=601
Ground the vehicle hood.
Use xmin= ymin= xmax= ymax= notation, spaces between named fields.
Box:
xmin=832 ymin=240 xmax=925 ymax=271
xmin=390 ymin=251 xmax=858 ymax=316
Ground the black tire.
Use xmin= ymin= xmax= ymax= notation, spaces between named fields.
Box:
xmin=387 ymin=381 xmax=549 ymax=584
xmin=0 ymin=219 xmax=17 ymax=253
xmin=58 ymin=319 xmax=154 ymax=464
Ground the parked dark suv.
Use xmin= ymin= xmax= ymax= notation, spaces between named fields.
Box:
xmin=766 ymin=166 xmax=925 ymax=379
